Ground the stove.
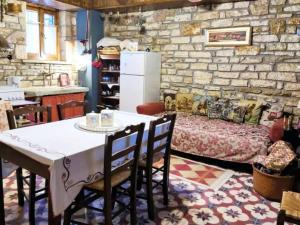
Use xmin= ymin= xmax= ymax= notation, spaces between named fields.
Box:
xmin=0 ymin=86 xmax=38 ymax=107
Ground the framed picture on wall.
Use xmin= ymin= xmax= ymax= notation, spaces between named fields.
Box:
xmin=205 ymin=27 xmax=252 ymax=46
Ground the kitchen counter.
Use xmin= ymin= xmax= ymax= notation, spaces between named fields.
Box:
xmin=24 ymin=86 xmax=89 ymax=97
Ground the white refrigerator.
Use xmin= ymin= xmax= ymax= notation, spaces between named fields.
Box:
xmin=120 ymin=51 xmax=161 ymax=113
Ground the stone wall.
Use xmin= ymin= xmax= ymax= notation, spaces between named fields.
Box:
xmin=105 ymin=0 xmax=300 ymax=119
xmin=0 ymin=0 xmax=78 ymax=87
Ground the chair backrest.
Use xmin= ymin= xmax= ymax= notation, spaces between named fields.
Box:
xmin=103 ymin=122 xmax=145 ymax=192
xmin=57 ymin=100 xmax=87 ymax=120
xmin=146 ymin=113 xmax=176 ymax=167
xmin=6 ymin=105 xmax=52 ymax=129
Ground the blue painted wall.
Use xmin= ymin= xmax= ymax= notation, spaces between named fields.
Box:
xmin=76 ymin=10 xmax=104 ymax=112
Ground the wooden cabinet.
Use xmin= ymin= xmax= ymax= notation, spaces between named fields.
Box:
xmin=42 ymin=93 xmax=85 ymax=121
xmin=98 ymin=54 xmax=120 ymax=110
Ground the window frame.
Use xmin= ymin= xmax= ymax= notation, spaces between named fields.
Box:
xmin=26 ymin=4 xmax=60 ymax=61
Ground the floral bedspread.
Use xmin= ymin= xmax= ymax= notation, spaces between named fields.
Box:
xmin=171 ymin=113 xmax=271 ymax=163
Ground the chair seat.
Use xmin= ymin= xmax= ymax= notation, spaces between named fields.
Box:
xmin=85 ymin=169 xmax=131 ymax=191
xmin=139 ymin=152 xmax=164 ymax=168
xmin=281 ymin=191 xmax=300 ymax=220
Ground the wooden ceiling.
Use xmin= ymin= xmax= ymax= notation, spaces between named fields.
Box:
xmin=28 ymin=0 xmax=251 ymax=11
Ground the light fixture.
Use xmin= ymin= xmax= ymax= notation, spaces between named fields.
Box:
xmin=6 ymin=3 xmax=22 ymax=14
xmin=188 ymin=0 xmax=202 ymax=2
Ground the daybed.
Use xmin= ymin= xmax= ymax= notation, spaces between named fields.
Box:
xmin=137 ymin=102 xmax=283 ymax=164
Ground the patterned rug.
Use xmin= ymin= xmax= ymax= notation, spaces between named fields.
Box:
xmin=169 ymin=156 xmax=234 ymax=190
xmin=3 ymin=158 xmax=281 ymax=225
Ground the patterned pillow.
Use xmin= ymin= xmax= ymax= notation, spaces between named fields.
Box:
xmin=176 ymin=93 xmax=193 ymax=112
xmin=222 ymin=101 xmax=247 ymax=124
xmin=239 ymin=100 xmax=264 ymax=125
xmin=192 ymin=95 xmax=217 ymax=116
xmin=163 ymin=93 xmax=176 ymax=111
xmin=259 ymin=103 xmax=284 ymax=127
xmin=208 ymin=99 xmax=230 ymax=119
xmin=265 ymin=141 xmax=296 ymax=172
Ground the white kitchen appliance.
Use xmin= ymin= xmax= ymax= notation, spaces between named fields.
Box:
xmin=120 ymin=51 xmax=161 ymax=113
xmin=0 ymin=86 xmax=37 ymax=107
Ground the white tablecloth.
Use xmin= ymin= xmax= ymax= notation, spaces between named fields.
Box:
xmin=0 ymin=111 xmax=157 ymax=216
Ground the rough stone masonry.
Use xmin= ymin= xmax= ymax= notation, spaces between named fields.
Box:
xmin=105 ymin=0 xmax=300 ymax=122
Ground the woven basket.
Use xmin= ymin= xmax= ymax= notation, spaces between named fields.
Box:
xmin=253 ymin=165 xmax=295 ymax=201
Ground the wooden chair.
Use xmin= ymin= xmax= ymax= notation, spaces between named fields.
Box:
xmin=63 ymin=122 xmax=145 ymax=225
xmin=6 ymin=105 xmax=52 ymax=225
xmin=137 ymin=113 xmax=176 ymax=220
xmin=57 ymin=100 xmax=87 ymax=120
xmin=277 ymin=191 xmax=300 ymax=225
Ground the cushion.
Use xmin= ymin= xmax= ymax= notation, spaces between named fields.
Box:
xmin=269 ymin=118 xmax=284 ymax=142
xmin=136 ymin=102 xmax=165 ymax=115
xmin=222 ymin=101 xmax=247 ymax=124
xmin=259 ymin=103 xmax=284 ymax=127
xmin=192 ymin=95 xmax=216 ymax=116
xmin=265 ymin=141 xmax=296 ymax=172
xmin=164 ymin=93 xmax=176 ymax=111
xmin=208 ymin=98 xmax=229 ymax=119
xmin=176 ymin=93 xmax=193 ymax=112
xmin=239 ymin=100 xmax=264 ymax=125
xmin=281 ymin=191 xmax=300 ymax=220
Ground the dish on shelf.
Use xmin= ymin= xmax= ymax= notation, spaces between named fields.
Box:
xmin=76 ymin=119 xmax=123 ymax=132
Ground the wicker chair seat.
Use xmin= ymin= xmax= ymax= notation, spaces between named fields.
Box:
xmin=281 ymin=191 xmax=300 ymax=220
xmin=85 ymin=169 xmax=131 ymax=191
xmin=139 ymin=152 xmax=164 ymax=168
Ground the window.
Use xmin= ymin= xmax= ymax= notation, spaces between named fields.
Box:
xmin=26 ymin=5 xmax=59 ymax=60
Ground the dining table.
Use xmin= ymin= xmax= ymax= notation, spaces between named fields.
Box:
xmin=0 ymin=110 xmax=157 ymax=225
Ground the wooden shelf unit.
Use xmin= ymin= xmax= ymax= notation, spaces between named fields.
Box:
xmin=98 ymin=53 xmax=120 ymax=110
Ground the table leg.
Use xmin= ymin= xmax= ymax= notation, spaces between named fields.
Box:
xmin=0 ymin=158 xmax=5 ymax=225
xmin=48 ymin=185 xmax=61 ymax=225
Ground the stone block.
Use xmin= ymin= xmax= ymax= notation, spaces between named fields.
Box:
xmin=171 ymin=37 xmax=190 ymax=44
xmin=266 ymin=43 xmax=287 ymax=51
xmin=277 ymin=63 xmax=300 ymax=72
xmin=193 ymin=11 xmax=219 ymax=21
xmin=240 ymin=72 xmax=259 ymax=79
xmin=175 ymin=63 xmax=190 ymax=69
xmin=15 ymin=45 xmax=27 ymax=60
xmin=284 ymin=5 xmax=300 ymax=12
xmin=271 ymin=0 xmax=287 ymax=5
xmin=231 ymin=64 xmax=248 ymax=71
xmin=267 ymin=72 xmax=296 ymax=82
xmin=211 ymin=19 xmax=233 ymax=28
xmin=250 ymin=0 xmax=269 ymax=15
xmin=213 ymin=3 xmax=233 ymax=10
xmin=240 ymin=57 xmax=263 ymax=64
xmin=191 ymin=63 xmax=208 ymax=70
xmin=213 ymin=78 xmax=230 ymax=85
xmin=236 ymin=46 xmax=260 ymax=55
xmin=250 ymin=80 xmax=277 ymax=88
xmin=194 ymin=71 xmax=213 ymax=84
xmin=216 ymin=50 xmax=234 ymax=57
xmin=231 ymin=79 xmax=248 ymax=87
xmin=174 ymin=14 xmax=192 ymax=22
xmin=180 ymin=23 xmax=201 ymax=36
xmin=269 ymin=19 xmax=286 ymax=34
xmin=178 ymin=70 xmax=193 ymax=76
xmin=287 ymin=43 xmax=300 ymax=51
xmin=215 ymin=71 xmax=239 ymax=78
xmin=234 ymin=2 xmax=250 ymax=8
xmin=174 ymin=51 xmax=188 ymax=58
xmin=163 ymin=44 xmax=178 ymax=51
xmin=218 ymin=64 xmax=231 ymax=71
xmin=226 ymin=9 xmax=249 ymax=17
xmin=280 ymin=34 xmax=300 ymax=42
xmin=255 ymin=64 xmax=273 ymax=71
xmin=287 ymin=17 xmax=300 ymax=25
xmin=253 ymin=35 xmax=278 ymax=42
xmin=189 ymin=51 xmax=211 ymax=58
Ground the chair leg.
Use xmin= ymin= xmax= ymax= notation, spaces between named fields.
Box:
xmin=16 ymin=167 xmax=24 ymax=207
xmin=63 ymin=205 xmax=72 ymax=225
xmin=0 ymin=158 xmax=5 ymax=225
xmin=277 ymin=210 xmax=286 ymax=225
xmin=104 ymin=190 xmax=112 ymax=225
xmin=137 ymin=168 xmax=143 ymax=191
xmin=29 ymin=173 xmax=36 ymax=225
xmin=163 ymin=156 xmax=170 ymax=206
xmin=145 ymin=170 xmax=155 ymax=221
xmin=130 ymin=184 xmax=137 ymax=225
xmin=111 ymin=187 xmax=117 ymax=210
